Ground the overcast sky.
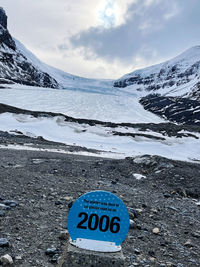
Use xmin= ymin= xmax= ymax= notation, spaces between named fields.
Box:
xmin=1 ymin=0 xmax=200 ymax=79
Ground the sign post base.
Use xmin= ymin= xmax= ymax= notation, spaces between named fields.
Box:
xmin=70 ymin=238 xmax=121 ymax=252
xmin=59 ymin=241 xmax=125 ymax=267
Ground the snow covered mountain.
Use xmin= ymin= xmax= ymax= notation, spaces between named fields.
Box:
xmin=0 ymin=8 xmax=112 ymax=91
xmin=114 ymin=47 xmax=200 ymax=125
xmin=0 ymin=7 xmax=200 ymax=126
xmin=0 ymin=8 xmax=60 ymax=89
xmin=114 ymin=46 xmax=200 ymax=99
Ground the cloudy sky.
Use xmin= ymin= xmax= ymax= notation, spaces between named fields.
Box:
xmin=1 ymin=0 xmax=200 ymax=79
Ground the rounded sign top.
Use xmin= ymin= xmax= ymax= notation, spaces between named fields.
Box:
xmin=67 ymin=191 xmax=129 ymax=248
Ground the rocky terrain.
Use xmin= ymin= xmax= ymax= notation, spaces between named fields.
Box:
xmin=140 ymin=94 xmax=200 ymax=125
xmin=0 ymin=124 xmax=200 ymax=267
xmin=0 ymin=6 xmax=200 ymax=267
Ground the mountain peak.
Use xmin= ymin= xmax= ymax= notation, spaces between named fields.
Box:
xmin=0 ymin=7 xmax=7 ymax=29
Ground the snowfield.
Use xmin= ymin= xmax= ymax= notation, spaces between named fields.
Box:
xmin=0 ymin=112 xmax=199 ymax=162
xmin=0 ymin=85 xmax=164 ymax=123
xmin=0 ymin=38 xmax=199 ymax=162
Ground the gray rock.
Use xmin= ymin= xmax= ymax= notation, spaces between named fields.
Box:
xmin=2 ymin=200 xmax=19 ymax=207
xmin=0 ymin=204 xmax=10 ymax=210
xmin=157 ymin=162 xmax=174 ymax=169
xmin=0 ymin=210 xmax=5 ymax=216
xmin=129 ymin=219 xmax=137 ymax=229
xmin=55 ymin=200 xmax=63 ymax=205
xmin=0 ymin=254 xmax=13 ymax=265
xmin=59 ymin=230 xmax=69 ymax=241
xmin=0 ymin=238 xmax=9 ymax=247
xmin=45 ymin=247 xmax=57 ymax=256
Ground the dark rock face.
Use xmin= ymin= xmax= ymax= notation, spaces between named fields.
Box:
xmin=113 ymin=47 xmax=200 ymax=125
xmin=188 ymin=82 xmax=200 ymax=101
xmin=0 ymin=8 xmax=7 ymax=29
xmin=114 ymin=61 xmax=200 ymax=91
xmin=0 ymin=25 xmax=16 ymax=50
xmin=140 ymin=94 xmax=200 ymax=125
xmin=0 ymin=7 xmax=60 ymax=88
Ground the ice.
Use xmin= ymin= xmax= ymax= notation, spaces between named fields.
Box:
xmin=0 ymin=86 xmax=165 ymax=123
xmin=0 ymin=113 xmax=199 ymax=162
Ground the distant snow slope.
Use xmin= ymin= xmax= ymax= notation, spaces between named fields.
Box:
xmin=15 ymin=39 xmax=113 ymax=92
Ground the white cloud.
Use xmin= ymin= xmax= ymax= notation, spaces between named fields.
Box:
xmin=0 ymin=0 xmax=137 ymax=78
xmin=164 ymin=2 xmax=180 ymax=20
xmin=0 ymin=0 xmax=199 ymax=79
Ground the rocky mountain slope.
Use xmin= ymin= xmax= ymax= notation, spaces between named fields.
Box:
xmin=0 ymin=8 xmax=60 ymax=88
xmin=114 ymin=47 xmax=200 ymax=125
xmin=114 ymin=46 xmax=200 ymax=99
xmin=0 ymin=7 xmax=112 ymax=91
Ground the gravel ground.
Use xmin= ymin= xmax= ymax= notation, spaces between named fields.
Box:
xmin=0 ymin=133 xmax=200 ymax=267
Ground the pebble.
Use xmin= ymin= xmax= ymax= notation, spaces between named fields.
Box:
xmin=62 ymin=196 xmax=73 ymax=201
xmin=195 ymin=201 xmax=200 ymax=206
xmin=55 ymin=200 xmax=63 ymax=205
xmin=149 ymin=257 xmax=156 ymax=263
xmin=152 ymin=228 xmax=160 ymax=234
xmin=0 ymin=254 xmax=13 ymax=265
xmin=132 ymin=173 xmax=146 ymax=180
xmin=2 ymin=200 xmax=19 ymax=207
xmin=50 ymin=256 xmax=58 ymax=263
xmin=0 ymin=204 xmax=10 ymax=210
xmin=0 ymin=238 xmax=9 ymax=247
xmin=155 ymin=169 xmax=162 ymax=174
xmin=134 ymin=249 xmax=140 ymax=255
xmin=128 ymin=208 xmax=138 ymax=219
xmin=184 ymin=239 xmax=193 ymax=247
xmin=59 ymin=230 xmax=69 ymax=241
xmin=166 ymin=262 xmax=173 ymax=267
xmin=45 ymin=247 xmax=57 ymax=256
xmin=15 ymin=255 xmax=22 ymax=261
xmin=129 ymin=219 xmax=137 ymax=229
xmin=0 ymin=210 xmax=5 ymax=217
xmin=164 ymin=193 xmax=171 ymax=198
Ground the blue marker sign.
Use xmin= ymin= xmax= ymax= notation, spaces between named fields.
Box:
xmin=67 ymin=191 xmax=129 ymax=250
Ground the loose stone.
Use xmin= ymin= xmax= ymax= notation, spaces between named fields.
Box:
xmin=45 ymin=247 xmax=57 ymax=256
xmin=2 ymin=200 xmax=19 ymax=207
xmin=152 ymin=228 xmax=160 ymax=234
xmin=0 ymin=238 xmax=9 ymax=247
xmin=129 ymin=219 xmax=136 ymax=229
xmin=0 ymin=210 xmax=5 ymax=217
xmin=59 ymin=230 xmax=69 ymax=241
xmin=0 ymin=254 xmax=13 ymax=265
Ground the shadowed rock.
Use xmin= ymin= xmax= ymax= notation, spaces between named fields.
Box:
xmin=0 ymin=7 xmax=7 ymax=29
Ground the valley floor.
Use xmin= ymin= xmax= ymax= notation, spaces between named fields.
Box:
xmin=0 ymin=134 xmax=200 ymax=267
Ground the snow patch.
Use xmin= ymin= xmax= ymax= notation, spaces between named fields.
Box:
xmin=132 ymin=173 xmax=147 ymax=180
